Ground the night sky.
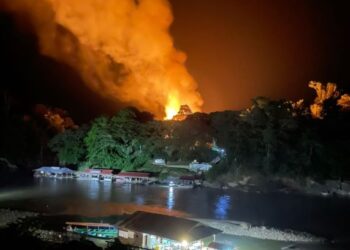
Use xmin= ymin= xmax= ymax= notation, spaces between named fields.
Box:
xmin=170 ymin=0 xmax=350 ymax=112
xmin=0 ymin=0 xmax=349 ymax=121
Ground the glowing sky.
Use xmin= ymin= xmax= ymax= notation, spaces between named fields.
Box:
xmin=170 ymin=0 xmax=350 ymax=112
xmin=0 ymin=0 xmax=349 ymax=120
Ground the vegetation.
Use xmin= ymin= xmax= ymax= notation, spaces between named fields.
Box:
xmin=48 ymin=125 xmax=88 ymax=166
xmin=0 ymin=92 xmax=55 ymax=170
xmin=1 ymin=83 xmax=350 ymax=181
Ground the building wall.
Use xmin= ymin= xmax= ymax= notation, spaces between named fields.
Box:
xmin=118 ymin=228 xmax=143 ymax=248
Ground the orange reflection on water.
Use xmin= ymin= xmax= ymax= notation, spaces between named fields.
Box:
xmin=60 ymin=200 xmax=187 ymax=218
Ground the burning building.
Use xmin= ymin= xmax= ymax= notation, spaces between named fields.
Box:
xmin=172 ymin=104 xmax=193 ymax=121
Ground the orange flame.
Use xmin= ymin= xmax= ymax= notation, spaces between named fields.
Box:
xmin=165 ymin=94 xmax=180 ymax=120
xmin=1 ymin=0 xmax=203 ymax=118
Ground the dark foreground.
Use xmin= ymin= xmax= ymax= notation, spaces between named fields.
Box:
xmin=1 ymin=178 xmax=350 ymax=249
xmin=0 ymin=209 xmax=349 ymax=250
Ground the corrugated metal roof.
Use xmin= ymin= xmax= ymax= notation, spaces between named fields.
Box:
xmin=34 ymin=166 xmax=74 ymax=174
xmin=118 ymin=211 xmax=221 ymax=242
xmin=84 ymin=169 xmax=113 ymax=174
xmin=84 ymin=169 xmax=101 ymax=173
xmin=101 ymin=169 xmax=113 ymax=174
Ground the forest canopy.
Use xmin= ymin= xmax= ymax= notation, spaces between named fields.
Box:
xmin=44 ymin=82 xmax=350 ymax=180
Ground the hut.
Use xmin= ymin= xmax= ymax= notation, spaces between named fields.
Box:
xmin=33 ymin=166 xmax=74 ymax=178
xmin=99 ymin=169 xmax=114 ymax=181
xmin=76 ymin=168 xmax=114 ymax=181
xmin=117 ymin=211 xmax=221 ymax=249
xmin=153 ymin=158 xmax=166 ymax=166
xmin=179 ymin=175 xmax=202 ymax=186
xmin=189 ymin=161 xmax=213 ymax=172
xmin=115 ymin=172 xmax=153 ymax=184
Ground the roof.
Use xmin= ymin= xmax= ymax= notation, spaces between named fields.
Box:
xmin=208 ymin=242 xmax=234 ymax=250
xmin=117 ymin=172 xmax=150 ymax=177
xmin=84 ymin=169 xmax=113 ymax=174
xmin=118 ymin=211 xmax=221 ymax=242
xmin=34 ymin=166 xmax=74 ymax=174
xmin=66 ymin=222 xmax=114 ymax=228
xmin=100 ymin=169 xmax=113 ymax=174
xmin=85 ymin=168 xmax=101 ymax=173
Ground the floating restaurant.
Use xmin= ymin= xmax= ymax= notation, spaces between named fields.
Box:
xmin=117 ymin=211 xmax=222 ymax=249
xmin=76 ymin=168 xmax=114 ymax=181
xmin=115 ymin=171 xmax=154 ymax=184
xmin=35 ymin=166 xmax=158 ymax=184
xmin=33 ymin=166 xmax=75 ymax=178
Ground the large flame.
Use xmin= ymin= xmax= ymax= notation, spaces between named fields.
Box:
xmin=1 ymin=0 xmax=203 ymax=119
xmin=165 ymin=94 xmax=180 ymax=120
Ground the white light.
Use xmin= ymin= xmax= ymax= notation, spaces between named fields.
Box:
xmin=181 ymin=240 xmax=188 ymax=247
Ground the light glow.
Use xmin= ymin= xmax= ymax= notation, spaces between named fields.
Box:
xmin=181 ymin=240 xmax=188 ymax=247
xmin=165 ymin=94 xmax=180 ymax=120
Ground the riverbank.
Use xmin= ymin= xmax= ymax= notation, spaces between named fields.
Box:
xmin=203 ymin=175 xmax=350 ymax=198
xmin=1 ymin=178 xmax=350 ymax=248
xmin=0 ymin=208 xmax=38 ymax=227
xmin=193 ymin=218 xmax=324 ymax=243
xmin=0 ymin=209 xmax=117 ymax=249
xmin=2 ymin=208 xmax=349 ymax=250
xmin=0 ymin=208 xmax=323 ymax=243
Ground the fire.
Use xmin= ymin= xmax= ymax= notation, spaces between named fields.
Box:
xmin=165 ymin=94 xmax=180 ymax=120
xmin=1 ymin=0 xmax=203 ymax=118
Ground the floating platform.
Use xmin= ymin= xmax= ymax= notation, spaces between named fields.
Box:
xmin=66 ymin=221 xmax=118 ymax=239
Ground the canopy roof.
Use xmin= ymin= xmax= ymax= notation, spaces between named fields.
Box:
xmin=35 ymin=166 xmax=74 ymax=174
xmin=118 ymin=211 xmax=221 ymax=242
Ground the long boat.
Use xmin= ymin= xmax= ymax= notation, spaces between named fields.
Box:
xmin=66 ymin=221 xmax=118 ymax=239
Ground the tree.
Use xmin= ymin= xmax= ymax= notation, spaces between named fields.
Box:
xmin=48 ymin=125 xmax=88 ymax=165
xmin=84 ymin=108 xmax=152 ymax=170
xmin=85 ymin=116 xmax=117 ymax=168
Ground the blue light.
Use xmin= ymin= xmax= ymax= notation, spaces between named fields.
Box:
xmin=167 ymin=186 xmax=174 ymax=209
xmin=135 ymin=195 xmax=144 ymax=205
xmin=214 ymin=195 xmax=231 ymax=219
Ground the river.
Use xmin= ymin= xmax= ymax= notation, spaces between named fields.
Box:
xmin=0 ymin=178 xmax=350 ymax=241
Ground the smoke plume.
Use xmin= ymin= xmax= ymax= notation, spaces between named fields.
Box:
xmin=1 ymin=0 xmax=203 ymax=119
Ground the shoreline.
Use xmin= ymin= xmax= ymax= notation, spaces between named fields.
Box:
xmin=202 ymin=177 xmax=350 ymax=199
xmin=0 ymin=208 xmax=38 ymax=228
xmin=193 ymin=218 xmax=324 ymax=243
xmin=0 ymin=208 xmax=323 ymax=244
xmin=3 ymin=169 xmax=350 ymax=200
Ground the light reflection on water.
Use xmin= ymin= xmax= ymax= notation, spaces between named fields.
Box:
xmin=1 ymin=178 xmax=350 ymax=237
xmin=214 ymin=195 xmax=231 ymax=219
xmin=167 ymin=186 xmax=174 ymax=209
xmin=87 ymin=180 xmax=99 ymax=200
xmin=135 ymin=195 xmax=144 ymax=205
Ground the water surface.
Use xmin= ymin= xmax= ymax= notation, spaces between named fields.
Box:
xmin=1 ymin=178 xmax=349 ymax=239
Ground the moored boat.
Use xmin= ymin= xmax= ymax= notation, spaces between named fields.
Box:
xmin=66 ymin=221 xmax=118 ymax=239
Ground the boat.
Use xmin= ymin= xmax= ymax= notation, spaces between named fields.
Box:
xmin=66 ymin=222 xmax=118 ymax=239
